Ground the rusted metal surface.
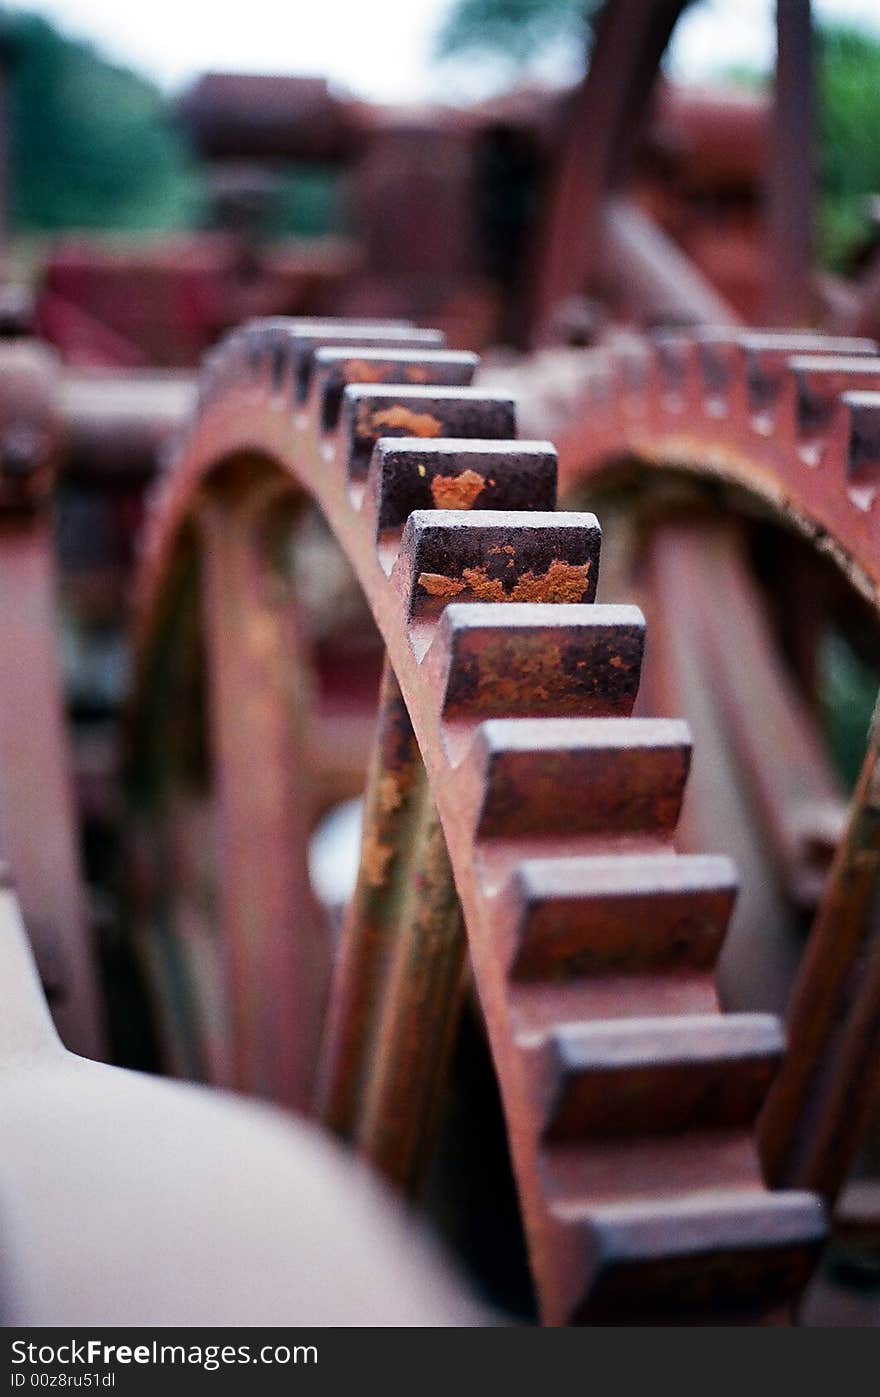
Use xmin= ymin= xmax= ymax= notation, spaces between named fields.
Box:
xmin=766 ymin=0 xmax=815 ymax=327
xmin=501 ymin=326 xmax=880 ymax=1292
xmin=58 ymin=369 xmax=196 ymax=480
xmin=177 ymin=73 xmax=361 ymax=163
xmin=532 ymin=0 xmax=690 ymax=344
xmin=759 ymin=701 xmax=880 ymax=1203
xmin=26 ymin=30 xmax=801 ymax=364
xmin=681 ymin=521 xmax=846 ymax=914
xmin=321 ymin=653 xmax=469 ymax=1192
xmin=197 ymin=478 xmax=329 ymax=1108
xmin=39 ymin=238 xmax=359 ymax=369
xmin=23 ymin=33 xmax=827 ymax=365
xmin=632 ymin=520 xmax=806 ymax=1019
xmin=356 ymin=791 xmax=465 ymax=1192
xmin=533 ymin=330 xmax=880 ymax=603
xmin=0 ymin=343 xmax=104 ymax=1058
xmin=318 ymin=656 xmax=428 ymax=1138
xmin=600 ymin=198 xmax=741 ymax=329
xmin=131 ymin=315 xmax=828 ymax=1324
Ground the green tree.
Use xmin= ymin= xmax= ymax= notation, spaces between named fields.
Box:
xmin=436 ymin=0 xmax=594 ymax=68
xmin=816 ymin=25 xmax=880 ymax=270
xmin=0 ymin=10 xmax=200 ymax=232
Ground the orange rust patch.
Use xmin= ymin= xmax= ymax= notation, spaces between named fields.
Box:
xmin=378 ymin=772 xmax=405 ymax=815
xmin=465 ymin=643 xmax=561 ymax=710
xmin=417 ymin=558 xmax=591 ymax=604
xmin=417 ymin=572 xmax=468 ymax=599
xmin=508 ymin=559 xmax=591 ymax=603
xmin=369 ymin=405 xmax=443 ymax=439
xmin=362 ymin=829 xmax=395 ymax=888
xmin=344 ymin=359 xmax=386 ymax=384
xmin=430 ymin=469 xmax=486 ymax=510
xmin=461 ymin=568 xmax=506 ymax=600
xmin=405 ymin=365 xmax=431 ymax=383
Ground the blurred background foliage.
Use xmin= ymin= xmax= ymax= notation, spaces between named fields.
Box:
xmin=436 ymin=0 xmax=594 ymax=66
xmin=0 ymin=7 xmax=342 ymax=237
xmin=0 ymin=0 xmax=879 ymax=272
xmin=816 ymin=24 xmax=880 ymax=270
xmin=0 ymin=10 xmax=199 ymax=231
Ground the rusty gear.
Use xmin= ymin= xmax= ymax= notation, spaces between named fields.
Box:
xmin=130 ymin=317 xmax=827 ymax=1326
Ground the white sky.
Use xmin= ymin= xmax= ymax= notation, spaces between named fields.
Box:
xmin=7 ymin=0 xmax=880 ymax=102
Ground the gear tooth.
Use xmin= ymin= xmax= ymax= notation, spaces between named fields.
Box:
xmin=569 ymin=347 xmax=612 ymax=420
xmin=295 ymin=325 xmax=444 ymax=402
xmin=503 ymin=852 xmax=737 ymax=979
xmin=839 ymin=388 xmax=880 ymax=510
xmin=196 ymin=345 xmax=226 ymax=411
xmin=395 ymin=509 xmax=600 ymax=622
xmin=199 ymin=330 xmax=240 ymax=404
xmin=241 ymin=322 xmax=270 ymax=381
xmin=738 ymin=335 xmax=812 ymax=417
xmin=312 ymin=348 xmax=478 ymax=431
xmin=684 ymin=331 xmax=852 ymax=421
xmin=204 ymin=324 xmax=259 ymax=393
xmin=242 ymin=319 xmax=321 ymax=397
xmin=783 ymin=354 xmax=880 ymax=440
xmin=341 ymin=386 xmax=516 ymax=480
xmin=649 ymin=333 xmax=698 ymax=413
xmin=526 ymin=1014 xmax=782 ymax=1142
xmin=463 ymin=716 xmax=690 ymax=840
xmin=248 ymin=321 xmax=443 ymax=403
xmin=426 ymin=602 xmax=643 ymax=719
xmin=553 ymin=1191 xmax=826 ymax=1324
xmin=692 ymin=333 xmax=741 ymax=414
xmin=365 ymin=439 xmax=558 ymax=535
xmin=611 ymin=339 xmax=651 ymax=402
xmin=731 ymin=332 xmax=874 ymax=421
